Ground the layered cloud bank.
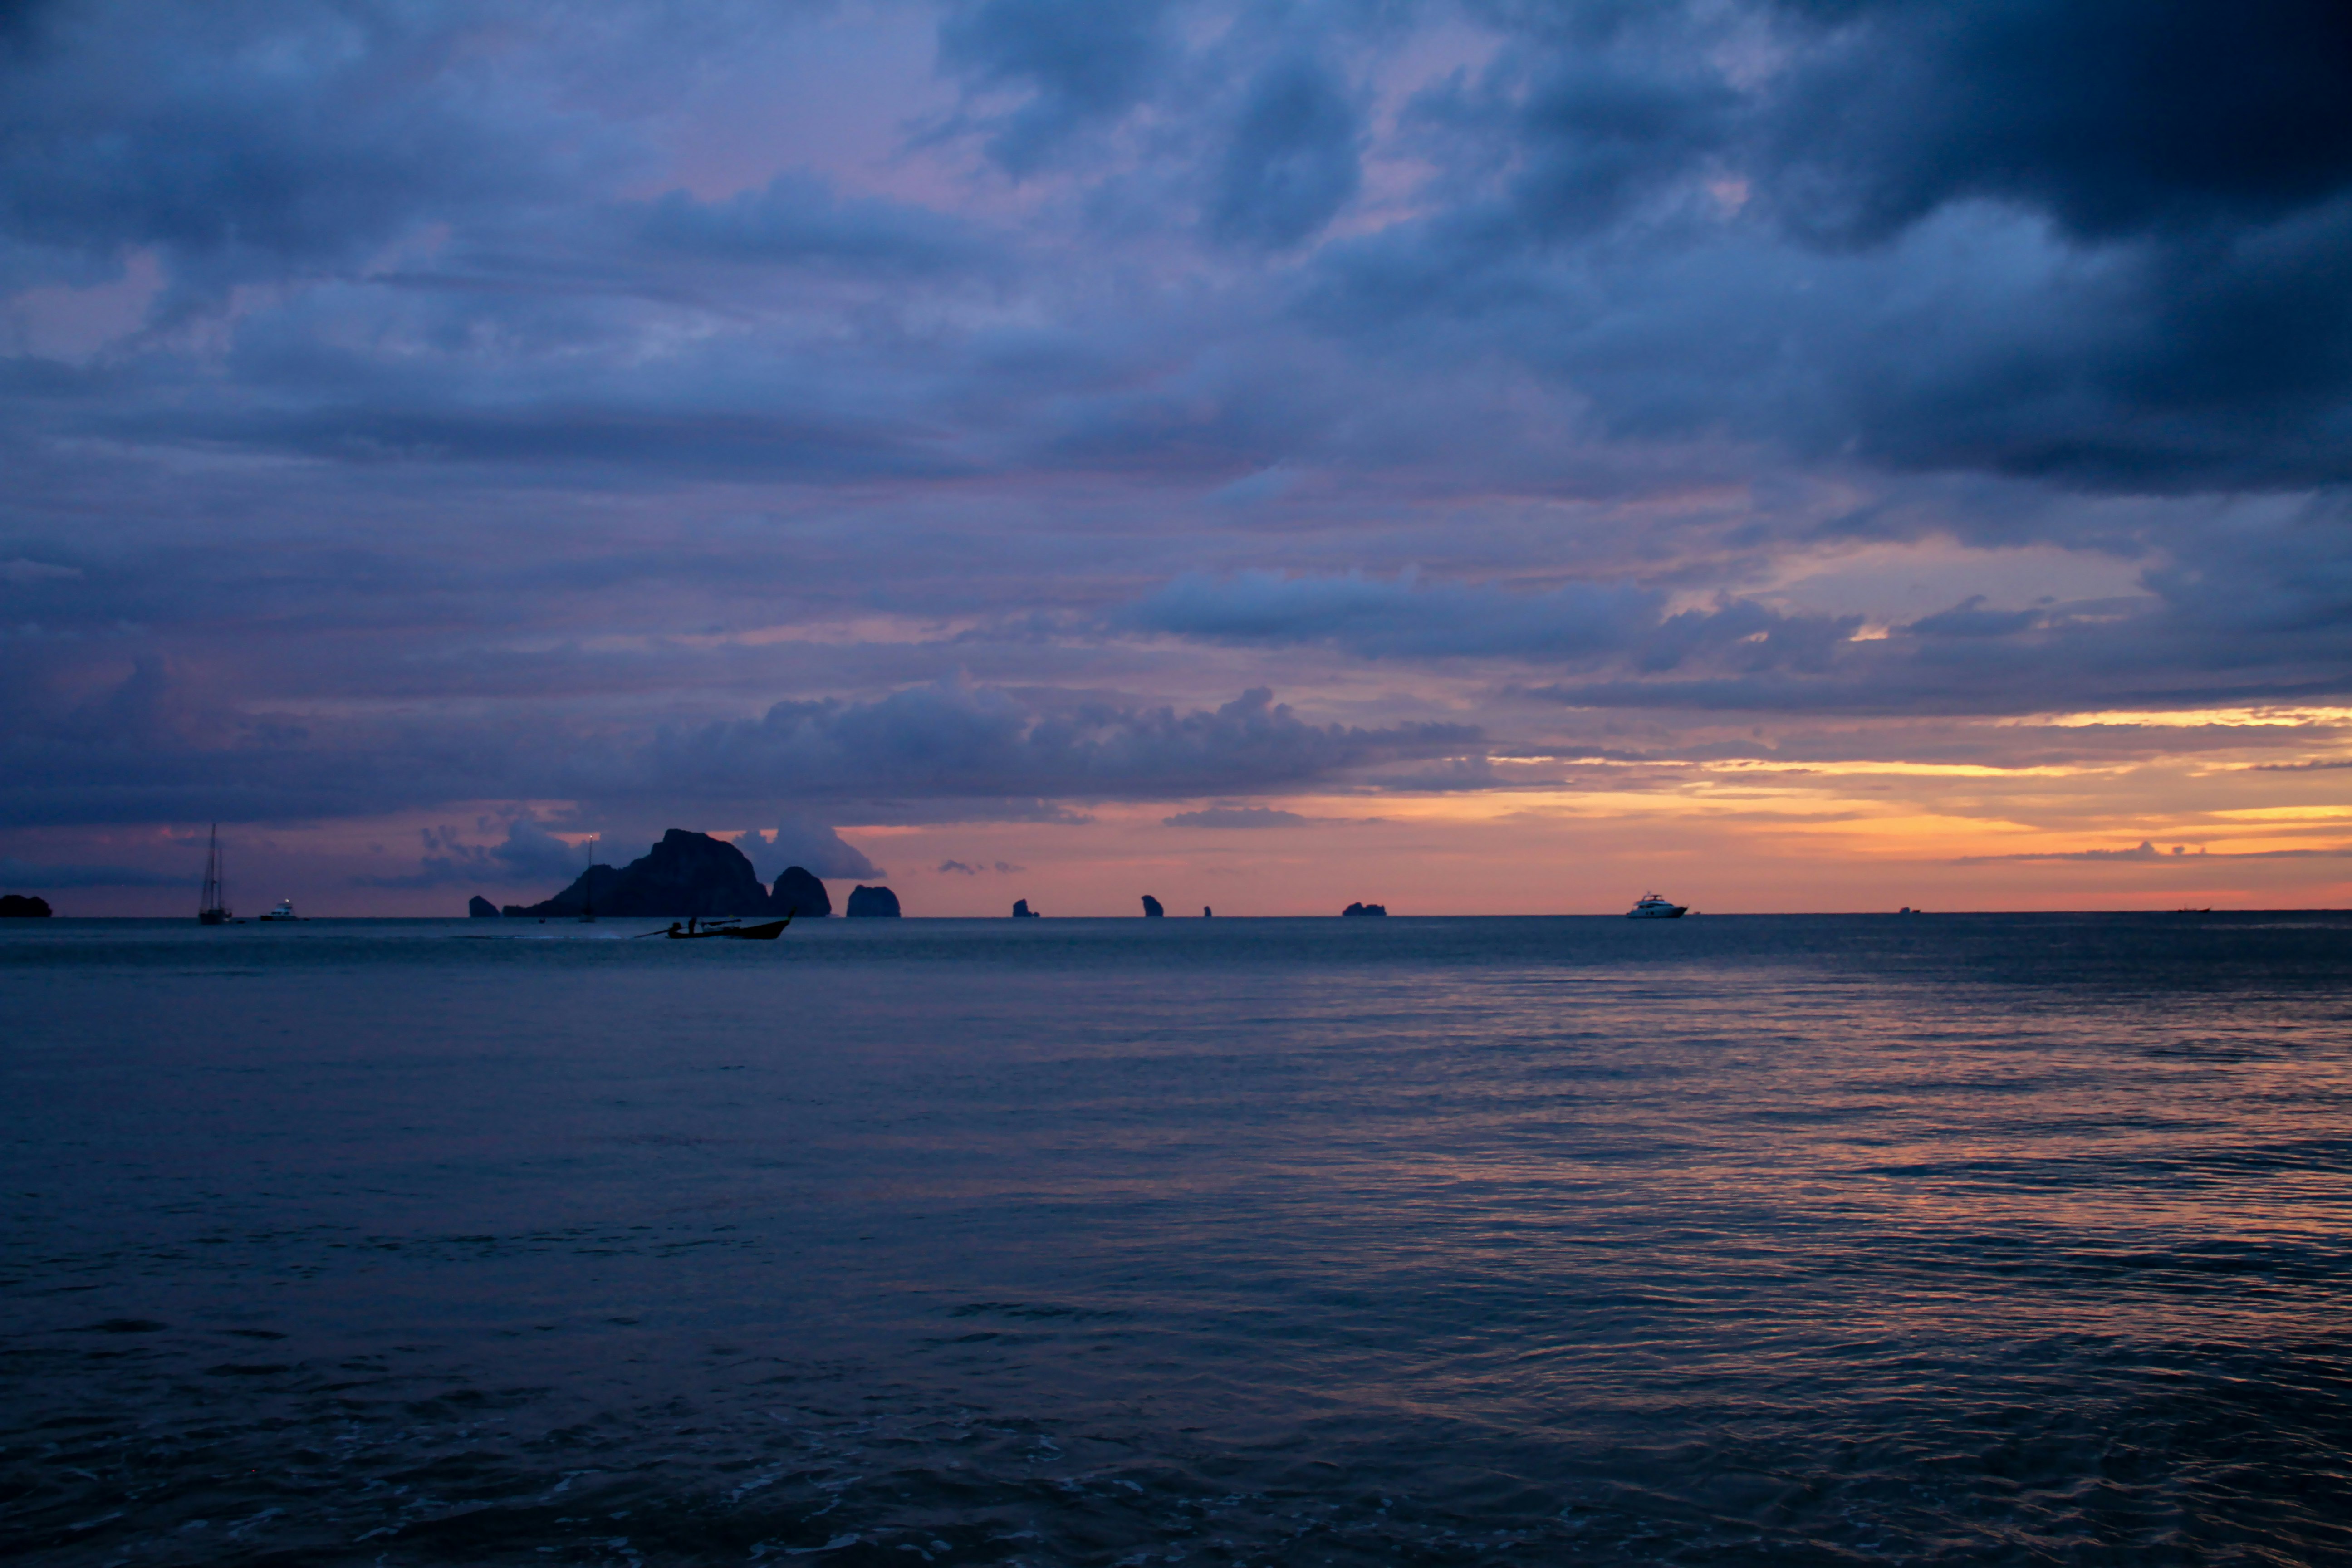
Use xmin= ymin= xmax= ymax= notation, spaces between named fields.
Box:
xmin=3 ymin=0 xmax=2349 ymax=912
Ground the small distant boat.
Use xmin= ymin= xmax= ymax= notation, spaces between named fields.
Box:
xmin=259 ymin=898 xmax=300 ymax=921
xmin=1627 ymin=892 xmax=1687 ymax=919
xmin=197 ymin=823 xmax=234 ymax=925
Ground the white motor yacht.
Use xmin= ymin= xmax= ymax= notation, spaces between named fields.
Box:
xmin=260 ymin=898 xmax=299 ymax=921
xmin=1627 ymin=892 xmax=1687 ymax=919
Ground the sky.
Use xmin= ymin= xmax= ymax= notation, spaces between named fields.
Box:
xmin=4 ymin=0 xmax=2352 ymax=916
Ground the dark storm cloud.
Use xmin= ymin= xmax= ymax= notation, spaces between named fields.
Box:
xmin=1127 ymin=570 xmax=1860 ymax=672
xmin=10 ymin=0 xmax=2341 ymax=501
xmin=1757 ymin=0 xmax=2352 ymax=244
xmin=1208 ymin=55 xmax=1361 ymax=250
xmin=937 ymin=0 xmax=1380 ymax=250
xmin=640 ymin=683 xmax=1477 ymax=805
xmin=934 ymin=0 xmax=1176 ymax=176
xmin=1129 ymin=571 xmax=1659 ymax=658
xmin=3 ymin=0 xmax=2343 ymax=498
xmin=1468 ymin=0 xmax=2352 ymax=249
xmin=1293 ymin=0 xmax=2352 ymax=494
xmin=1303 ymin=200 xmax=2352 ymax=495
xmin=0 ymin=2 xmax=622 ymax=309
xmin=1901 ymin=597 xmax=2046 ymax=640
xmin=1454 ymin=48 xmax=1739 ymax=241
xmin=0 ymin=657 xmax=1473 ymax=828
xmin=1125 ymin=495 xmax=2352 ymax=715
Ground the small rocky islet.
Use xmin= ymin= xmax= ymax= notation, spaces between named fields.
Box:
xmin=844 ymin=884 xmax=900 ymax=918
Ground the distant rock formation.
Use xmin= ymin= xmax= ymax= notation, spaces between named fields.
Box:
xmin=1203 ymin=906 xmax=1212 ymax=917
xmin=771 ymin=865 xmax=831 ymax=918
xmin=506 ymin=830 xmax=779 ymax=918
xmin=1342 ymin=902 xmax=1387 ymax=916
xmin=0 ymin=893 xmax=52 ymax=918
xmin=1141 ymin=894 xmax=1164 ymax=917
xmin=846 ymin=884 xmax=901 ymax=917
xmin=467 ymin=895 xmax=499 ymax=918
xmin=1012 ymin=898 xmax=1039 ymax=918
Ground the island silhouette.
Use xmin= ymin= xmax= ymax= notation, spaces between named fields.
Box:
xmin=493 ymin=829 xmax=862 ymax=919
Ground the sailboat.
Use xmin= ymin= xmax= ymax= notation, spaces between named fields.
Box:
xmin=197 ymin=824 xmax=234 ymax=925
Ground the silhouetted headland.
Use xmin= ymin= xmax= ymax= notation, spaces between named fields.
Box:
xmin=0 ymin=893 xmax=52 ymax=918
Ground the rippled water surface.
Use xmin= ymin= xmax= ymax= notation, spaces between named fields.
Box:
xmin=6 ymin=913 xmax=2352 ymax=1565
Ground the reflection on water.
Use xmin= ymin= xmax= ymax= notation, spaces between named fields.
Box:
xmin=5 ymin=915 xmax=2351 ymax=1563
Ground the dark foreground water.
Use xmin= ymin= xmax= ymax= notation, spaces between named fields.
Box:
xmin=5 ymin=914 xmax=2352 ymax=1566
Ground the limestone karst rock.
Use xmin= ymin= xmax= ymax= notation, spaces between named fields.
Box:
xmin=846 ymin=884 xmax=902 ymax=917
xmin=1141 ymin=894 xmax=1164 ymax=917
xmin=506 ymin=830 xmax=777 ymax=918
xmin=1341 ymin=902 xmax=1388 ymax=916
xmin=0 ymin=893 xmax=53 ymax=917
xmin=771 ymin=865 xmax=831 ymax=918
xmin=1012 ymin=898 xmax=1039 ymax=918
xmin=467 ymin=895 xmax=499 ymax=918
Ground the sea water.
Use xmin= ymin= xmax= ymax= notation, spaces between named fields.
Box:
xmin=4 ymin=914 xmax=2351 ymax=1564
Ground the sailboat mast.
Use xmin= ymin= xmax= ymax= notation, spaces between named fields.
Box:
xmin=198 ymin=823 xmax=230 ymax=924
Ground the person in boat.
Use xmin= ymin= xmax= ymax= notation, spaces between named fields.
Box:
xmin=667 ymin=921 xmax=683 ymax=937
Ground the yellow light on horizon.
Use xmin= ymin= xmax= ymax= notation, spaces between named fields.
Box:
xmin=1698 ymin=758 xmax=2096 ymax=779
xmin=2209 ymin=806 xmax=2352 ymax=822
xmin=2016 ymin=705 xmax=2352 ymax=729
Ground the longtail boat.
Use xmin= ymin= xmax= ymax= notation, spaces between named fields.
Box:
xmin=650 ymin=909 xmax=795 ymax=941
